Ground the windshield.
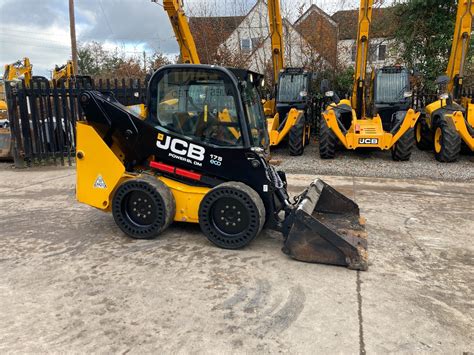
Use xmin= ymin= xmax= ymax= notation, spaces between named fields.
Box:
xmin=241 ymin=81 xmax=268 ymax=148
xmin=277 ymin=74 xmax=308 ymax=103
xmin=375 ymin=70 xmax=410 ymax=104
xmin=151 ymin=69 xmax=243 ymax=147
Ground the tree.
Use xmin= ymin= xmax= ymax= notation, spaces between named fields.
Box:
xmin=77 ymin=41 xmax=172 ymax=79
xmin=392 ymin=0 xmax=458 ymax=88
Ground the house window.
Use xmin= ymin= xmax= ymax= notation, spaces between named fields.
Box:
xmin=351 ymin=45 xmax=356 ymax=62
xmin=378 ymin=45 xmax=387 ymax=61
xmin=241 ymin=38 xmax=251 ymax=52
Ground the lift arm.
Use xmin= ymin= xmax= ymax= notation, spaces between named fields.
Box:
xmin=446 ymin=0 xmax=474 ymax=99
xmin=351 ymin=0 xmax=373 ymax=119
xmin=267 ymin=0 xmax=285 ymax=85
xmin=3 ymin=57 xmax=32 ymax=87
xmin=159 ymin=0 xmax=200 ymax=64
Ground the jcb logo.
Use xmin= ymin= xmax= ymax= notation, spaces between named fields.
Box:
xmin=359 ymin=138 xmax=378 ymax=145
xmin=156 ymin=135 xmax=205 ymax=161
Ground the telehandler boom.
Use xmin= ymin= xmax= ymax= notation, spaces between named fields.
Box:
xmin=319 ymin=0 xmax=420 ymax=160
xmin=76 ymin=64 xmax=368 ymax=270
xmin=157 ymin=0 xmax=200 ymax=64
xmin=416 ymin=0 xmax=474 ymax=161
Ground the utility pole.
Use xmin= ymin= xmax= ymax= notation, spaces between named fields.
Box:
xmin=69 ymin=0 xmax=79 ymax=74
xmin=143 ymin=51 xmax=147 ymax=72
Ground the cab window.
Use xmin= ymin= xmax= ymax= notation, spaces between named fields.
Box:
xmin=150 ymin=69 xmax=242 ymax=147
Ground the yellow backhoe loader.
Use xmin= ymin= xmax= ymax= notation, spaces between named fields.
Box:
xmin=265 ymin=0 xmax=312 ymax=156
xmin=1 ymin=58 xmax=34 ymax=160
xmin=51 ymin=60 xmax=92 ymax=88
xmin=416 ymin=0 xmax=474 ymax=161
xmin=319 ymin=0 xmax=420 ymax=160
xmin=76 ymin=64 xmax=368 ymax=270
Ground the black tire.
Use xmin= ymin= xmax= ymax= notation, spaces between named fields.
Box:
xmin=199 ymin=182 xmax=265 ymax=250
xmin=415 ymin=118 xmax=433 ymax=150
xmin=112 ymin=176 xmax=175 ymax=239
xmin=318 ymin=115 xmax=337 ymax=159
xmin=433 ymin=118 xmax=461 ymax=162
xmin=289 ymin=121 xmax=305 ymax=156
xmin=391 ymin=127 xmax=415 ymax=161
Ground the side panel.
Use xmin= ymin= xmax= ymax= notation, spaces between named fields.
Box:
xmin=159 ymin=176 xmax=209 ymax=223
xmin=76 ymin=122 xmax=128 ymax=210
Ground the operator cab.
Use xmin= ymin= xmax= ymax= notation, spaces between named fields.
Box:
xmin=148 ymin=65 xmax=269 ymax=151
xmin=276 ymin=68 xmax=312 ymax=120
xmin=372 ymin=66 xmax=412 ymax=131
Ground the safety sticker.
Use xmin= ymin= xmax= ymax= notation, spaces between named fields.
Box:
xmin=93 ymin=175 xmax=107 ymax=189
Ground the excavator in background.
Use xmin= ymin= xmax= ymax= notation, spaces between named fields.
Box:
xmin=416 ymin=0 xmax=474 ymax=161
xmin=75 ymin=63 xmax=368 ymax=270
xmin=319 ymin=0 xmax=420 ymax=160
xmin=51 ymin=60 xmax=92 ymax=88
xmin=265 ymin=0 xmax=312 ymax=156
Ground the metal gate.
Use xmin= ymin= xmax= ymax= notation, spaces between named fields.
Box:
xmin=4 ymin=78 xmax=147 ymax=167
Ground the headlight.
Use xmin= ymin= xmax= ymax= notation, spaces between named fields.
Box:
xmin=325 ymin=91 xmax=334 ymax=98
xmin=439 ymin=93 xmax=449 ymax=100
xmin=261 ymin=78 xmax=265 ymax=87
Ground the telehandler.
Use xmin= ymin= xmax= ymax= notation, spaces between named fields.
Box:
xmin=76 ymin=64 xmax=368 ymax=270
xmin=416 ymin=0 xmax=474 ymax=161
xmin=264 ymin=0 xmax=312 ymax=156
xmin=319 ymin=0 xmax=420 ymax=160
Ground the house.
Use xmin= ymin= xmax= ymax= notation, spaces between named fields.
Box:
xmin=189 ymin=16 xmax=245 ymax=64
xmin=190 ymin=0 xmax=334 ymax=78
xmin=332 ymin=7 xmax=399 ymax=68
xmin=189 ymin=2 xmax=399 ymax=75
xmin=294 ymin=4 xmax=338 ymax=68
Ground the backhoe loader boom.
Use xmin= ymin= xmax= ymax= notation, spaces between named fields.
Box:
xmin=267 ymin=0 xmax=285 ymax=85
xmin=351 ymin=0 xmax=373 ymax=119
xmin=446 ymin=0 xmax=474 ymax=99
xmin=159 ymin=0 xmax=200 ymax=64
xmin=3 ymin=58 xmax=32 ymax=87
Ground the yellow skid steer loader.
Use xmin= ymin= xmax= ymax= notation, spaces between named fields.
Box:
xmin=76 ymin=64 xmax=368 ymax=270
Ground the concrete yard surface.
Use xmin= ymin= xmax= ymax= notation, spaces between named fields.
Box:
xmin=0 ymin=166 xmax=472 ymax=353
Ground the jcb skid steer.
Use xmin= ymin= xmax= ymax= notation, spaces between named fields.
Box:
xmin=76 ymin=64 xmax=368 ymax=270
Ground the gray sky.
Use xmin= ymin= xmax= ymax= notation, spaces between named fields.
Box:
xmin=0 ymin=0 xmax=364 ymax=77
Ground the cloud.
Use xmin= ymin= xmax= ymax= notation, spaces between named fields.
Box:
xmin=75 ymin=0 xmax=178 ymax=54
xmin=0 ymin=0 xmax=367 ymax=77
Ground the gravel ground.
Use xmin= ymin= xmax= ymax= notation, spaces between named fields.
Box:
xmin=271 ymin=138 xmax=474 ymax=182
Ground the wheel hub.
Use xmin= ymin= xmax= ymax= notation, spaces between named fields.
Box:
xmin=125 ymin=191 xmax=156 ymax=226
xmin=212 ymin=198 xmax=249 ymax=235
xmin=434 ymin=127 xmax=442 ymax=153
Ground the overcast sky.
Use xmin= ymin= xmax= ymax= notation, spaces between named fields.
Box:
xmin=0 ymin=0 xmax=365 ymax=77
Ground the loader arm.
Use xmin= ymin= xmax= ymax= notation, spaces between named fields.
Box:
xmin=351 ymin=0 xmax=373 ymax=119
xmin=267 ymin=0 xmax=285 ymax=86
xmin=446 ymin=0 xmax=474 ymax=99
xmin=159 ymin=0 xmax=200 ymax=64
